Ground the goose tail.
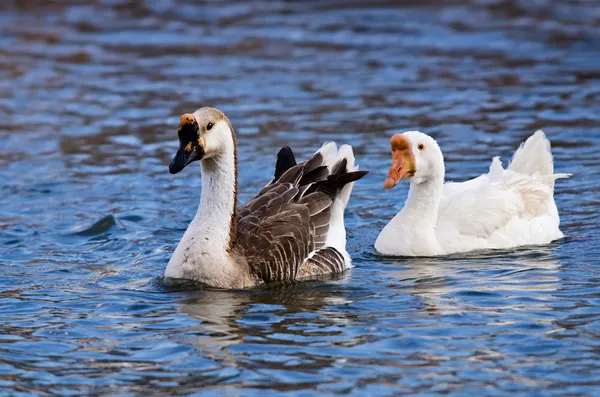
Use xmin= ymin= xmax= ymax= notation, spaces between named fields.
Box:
xmin=508 ymin=130 xmax=570 ymax=189
xmin=320 ymin=143 xmax=367 ymax=263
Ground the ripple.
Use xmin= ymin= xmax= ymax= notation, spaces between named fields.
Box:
xmin=0 ymin=0 xmax=599 ymax=396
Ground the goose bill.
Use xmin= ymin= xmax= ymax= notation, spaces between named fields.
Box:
xmin=384 ymin=152 xmax=411 ymax=189
xmin=169 ymin=114 xmax=205 ymax=174
xmin=384 ymin=151 xmax=416 ymax=190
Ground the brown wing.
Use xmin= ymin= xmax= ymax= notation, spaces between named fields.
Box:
xmin=235 ymin=147 xmax=366 ymax=283
xmin=236 ymin=183 xmax=333 ymax=282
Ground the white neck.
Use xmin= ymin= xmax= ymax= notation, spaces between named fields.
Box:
xmin=194 ymin=148 xmax=238 ymax=249
xmin=399 ymin=175 xmax=444 ymax=230
xmin=375 ymin=172 xmax=445 ymax=256
xmin=396 ymin=155 xmax=446 ymax=235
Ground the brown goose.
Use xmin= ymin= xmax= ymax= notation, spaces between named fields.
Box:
xmin=165 ymin=107 xmax=368 ymax=288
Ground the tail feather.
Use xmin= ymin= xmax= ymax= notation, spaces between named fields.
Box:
xmin=508 ymin=130 xmax=553 ymax=176
xmin=337 ymin=144 xmax=358 ymax=171
xmin=332 ymin=144 xmax=361 ymax=208
xmin=304 ymin=171 xmax=368 ymax=198
xmin=321 ymin=144 xmax=366 ymax=263
xmin=274 ymin=147 xmax=297 ymax=181
xmin=508 ymin=130 xmax=570 ymax=188
xmin=316 ymin=141 xmax=339 ymax=169
xmin=332 ymin=157 xmax=347 ymax=175
xmin=488 ymin=156 xmax=504 ymax=182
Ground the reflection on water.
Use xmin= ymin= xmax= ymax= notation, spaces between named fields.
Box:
xmin=1 ymin=0 xmax=600 ymax=395
xmin=387 ymin=248 xmax=562 ymax=315
xmin=178 ymin=278 xmax=354 ymax=358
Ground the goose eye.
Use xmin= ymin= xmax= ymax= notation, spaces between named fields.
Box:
xmin=418 ymin=144 xmax=425 ymax=151
xmin=206 ymin=122 xmax=213 ymax=131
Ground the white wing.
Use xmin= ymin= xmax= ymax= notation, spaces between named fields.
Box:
xmin=439 ymin=157 xmax=553 ymax=239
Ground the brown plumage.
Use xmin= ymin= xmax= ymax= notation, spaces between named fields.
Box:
xmin=236 ymin=147 xmax=367 ymax=283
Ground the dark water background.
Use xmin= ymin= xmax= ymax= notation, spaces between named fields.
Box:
xmin=1 ymin=0 xmax=600 ymax=395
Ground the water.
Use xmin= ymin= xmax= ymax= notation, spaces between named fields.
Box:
xmin=1 ymin=0 xmax=600 ymax=395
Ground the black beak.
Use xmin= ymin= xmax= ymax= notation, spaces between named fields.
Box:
xmin=169 ymin=113 xmax=205 ymax=174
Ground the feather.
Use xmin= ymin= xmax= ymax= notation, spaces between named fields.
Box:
xmin=234 ymin=143 xmax=367 ymax=283
xmin=274 ymin=146 xmax=297 ymax=181
xmin=298 ymin=247 xmax=346 ymax=278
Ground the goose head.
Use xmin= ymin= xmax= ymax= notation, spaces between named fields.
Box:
xmin=169 ymin=107 xmax=235 ymax=174
xmin=383 ymin=131 xmax=444 ymax=189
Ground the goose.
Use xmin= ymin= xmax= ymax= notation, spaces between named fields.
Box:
xmin=375 ymin=130 xmax=570 ymax=256
xmin=165 ymin=107 xmax=368 ymax=288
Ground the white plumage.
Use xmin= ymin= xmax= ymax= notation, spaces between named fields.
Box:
xmin=375 ymin=130 xmax=570 ymax=256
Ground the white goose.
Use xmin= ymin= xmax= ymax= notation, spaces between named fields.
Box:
xmin=166 ymin=107 xmax=367 ymax=288
xmin=375 ymin=130 xmax=570 ymax=256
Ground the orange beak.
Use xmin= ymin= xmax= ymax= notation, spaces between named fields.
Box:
xmin=384 ymin=134 xmax=415 ymax=190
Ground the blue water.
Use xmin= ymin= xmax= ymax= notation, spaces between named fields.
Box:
xmin=1 ymin=0 xmax=600 ymax=395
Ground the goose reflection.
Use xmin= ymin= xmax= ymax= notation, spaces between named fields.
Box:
xmin=383 ymin=246 xmax=562 ymax=315
xmin=174 ymin=272 xmax=363 ymax=365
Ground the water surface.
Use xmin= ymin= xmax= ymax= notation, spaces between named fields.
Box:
xmin=1 ymin=0 xmax=600 ymax=395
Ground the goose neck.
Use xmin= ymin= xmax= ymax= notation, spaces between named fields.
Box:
xmin=403 ymin=175 xmax=444 ymax=227
xmin=196 ymin=144 xmax=238 ymax=251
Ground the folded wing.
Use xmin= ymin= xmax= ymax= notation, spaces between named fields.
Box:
xmin=235 ymin=144 xmax=367 ymax=283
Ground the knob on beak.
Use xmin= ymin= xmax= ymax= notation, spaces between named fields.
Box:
xmin=179 ymin=113 xmax=196 ymax=131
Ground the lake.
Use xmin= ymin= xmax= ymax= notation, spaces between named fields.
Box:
xmin=1 ymin=0 xmax=599 ymax=395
